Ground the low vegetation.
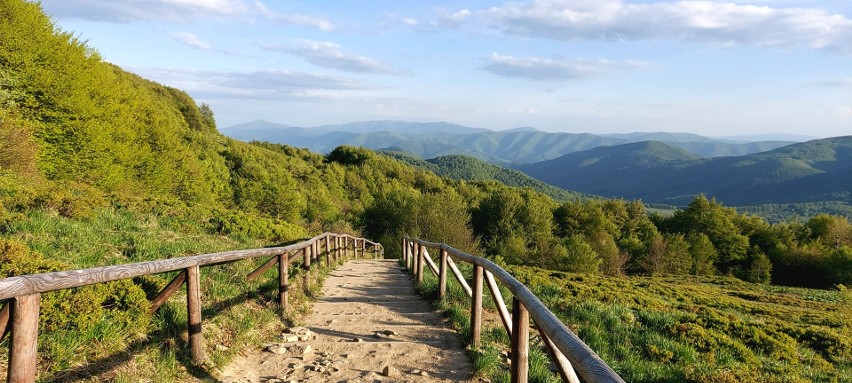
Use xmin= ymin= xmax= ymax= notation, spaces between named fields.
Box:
xmin=410 ymin=255 xmax=851 ymax=383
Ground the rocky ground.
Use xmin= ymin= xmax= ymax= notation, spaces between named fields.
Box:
xmin=221 ymin=259 xmax=474 ymax=382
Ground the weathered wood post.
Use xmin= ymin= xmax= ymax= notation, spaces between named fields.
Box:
xmin=325 ymin=235 xmax=331 ymax=267
xmin=471 ymin=264 xmax=484 ymax=349
xmin=8 ymin=294 xmax=40 ymax=383
xmin=303 ymin=245 xmax=312 ymax=293
xmin=186 ymin=265 xmax=204 ymax=364
xmin=313 ymin=241 xmax=319 ymax=265
xmin=406 ymin=241 xmax=413 ymax=270
xmin=485 ymin=270 xmax=512 ymax=337
xmin=416 ymin=244 xmax=425 ymax=283
xmin=511 ymin=297 xmax=530 ymax=383
xmin=335 ymin=236 xmax=340 ymax=261
xmin=354 ymin=239 xmax=360 ymax=258
xmin=278 ymin=253 xmax=289 ymax=310
xmin=401 ymin=238 xmax=407 ymax=265
xmin=439 ymin=248 xmax=448 ymax=300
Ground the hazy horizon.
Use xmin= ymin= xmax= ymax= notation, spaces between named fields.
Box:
xmin=40 ymin=0 xmax=852 ymax=138
xmin=223 ymin=118 xmax=824 ymax=141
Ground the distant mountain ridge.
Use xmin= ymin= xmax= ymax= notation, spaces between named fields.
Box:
xmin=223 ymin=120 xmax=797 ymax=163
xmin=515 ymin=136 xmax=852 ymax=207
xmin=381 ymin=151 xmax=584 ymax=202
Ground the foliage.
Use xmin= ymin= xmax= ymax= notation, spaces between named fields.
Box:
xmin=508 ymin=265 xmax=852 ymax=382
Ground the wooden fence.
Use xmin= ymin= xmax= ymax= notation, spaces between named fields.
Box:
xmin=403 ymin=237 xmax=624 ymax=383
xmin=0 ymin=232 xmax=382 ymax=383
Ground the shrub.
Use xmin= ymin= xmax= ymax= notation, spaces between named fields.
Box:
xmin=0 ymin=238 xmax=150 ymax=335
xmin=33 ymin=181 xmax=106 ymax=219
xmin=208 ymin=208 xmax=306 ymax=242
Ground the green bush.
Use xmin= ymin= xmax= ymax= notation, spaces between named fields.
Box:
xmin=0 ymin=238 xmax=150 ymax=335
xmin=33 ymin=181 xmax=106 ymax=219
xmin=208 ymin=208 xmax=306 ymax=242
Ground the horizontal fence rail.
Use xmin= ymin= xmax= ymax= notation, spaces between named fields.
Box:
xmin=0 ymin=232 xmax=383 ymax=383
xmin=403 ymin=237 xmax=624 ymax=383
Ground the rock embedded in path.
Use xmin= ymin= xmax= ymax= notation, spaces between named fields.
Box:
xmin=265 ymin=343 xmax=288 ymax=355
xmin=283 ymin=327 xmax=314 ymax=341
xmin=381 ymin=364 xmax=398 ymax=377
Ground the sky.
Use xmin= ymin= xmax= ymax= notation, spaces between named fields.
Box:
xmin=39 ymin=0 xmax=852 ymax=137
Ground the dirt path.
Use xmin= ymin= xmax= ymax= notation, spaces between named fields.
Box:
xmin=221 ymin=259 xmax=474 ymax=382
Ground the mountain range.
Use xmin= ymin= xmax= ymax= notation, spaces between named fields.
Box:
xmin=224 ymin=119 xmax=851 ymax=218
xmin=515 ymin=137 xmax=852 ymax=207
xmin=223 ymin=120 xmax=797 ymax=164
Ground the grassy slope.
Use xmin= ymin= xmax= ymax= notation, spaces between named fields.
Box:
xmin=510 ymin=266 xmax=851 ymax=383
xmin=0 ymin=206 xmax=329 ymax=381
xmin=409 ymin=257 xmax=850 ymax=383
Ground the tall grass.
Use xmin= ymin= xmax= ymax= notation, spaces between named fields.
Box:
xmin=409 ymin=255 xmax=562 ymax=383
xmin=407 ymin=254 xmax=851 ymax=383
xmin=0 ymin=207 xmax=332 ymax=381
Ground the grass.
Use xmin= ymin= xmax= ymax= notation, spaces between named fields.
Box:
xmin=405 ymin=253 xmax=852 ymax=383
xmin=509 ymin=266 xmax=852 ymax=383
xmin=405 ymin=256 xmax=562 ymax=383
xmin=0 ymin=206 xmax=335 ymax=382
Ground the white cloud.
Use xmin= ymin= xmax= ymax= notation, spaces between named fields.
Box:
xmin=42 ymin=0 xmax=251 ymax=22
xmin=481 ymin=0 xmax=852 ymax=53
xmin=817 ymin=77 xmax=852 ymax=87
xmin=263 ymin=40 xmax=396 ymax=74
xmin=402 ymin=17 xmax=420 ymax=26
xmin=252 ymin=2 xmax=335 ymax=30
xmin=434 ymin=8 xmax=473 ymax=28
xmin=171 ymin=32 xmax=210 ymax=49
xmin=129 ymin=66 xmax=369 ymax=100
xmin=484 ymin=53 xmax=648 ymax=80
xmin=41 ymin=0 xmax=335 ymax=30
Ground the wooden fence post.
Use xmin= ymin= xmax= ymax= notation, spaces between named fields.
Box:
xmin=485 ymin=270 xmax=512 ymax=337
xmin=439 ymin=248 xmax=448 ymax=300
xmin=416 ymin=244 xmax=425 ymax=283
xmin=278 ymin=253 xmax=289 ymax=310
xmin=186 ymin=265 xmax=204 ymax=364
xmin=511 ymin=297 xmax=529 ymax=383
xmin=325 ymin=235 xmax=331 ymax=266
xmin=313 ymin=242 xmax=319 ymax=264
xmin=303 ymin=246 xmax=311 ymax=292
xmin=410 ymin=242 xmax=416 ymax=274
xmin=402 ymin=238 xmax=407 ymax=265
xmin=8 ymin=293 xmax=40 ymax=383
xmin=406 ymin=242 xmax=413 ymax=270
xmin=471 ymin=264 xmax=484 ymax=349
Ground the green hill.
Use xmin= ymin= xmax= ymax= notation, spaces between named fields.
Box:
xmin=517 ymin=138 xmax=852 ymax=213
xmin=382 ymin=152 xmax=584 ymax=201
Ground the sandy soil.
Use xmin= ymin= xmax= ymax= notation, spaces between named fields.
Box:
xmin=221 ymin=259 xmax=475 ymax=382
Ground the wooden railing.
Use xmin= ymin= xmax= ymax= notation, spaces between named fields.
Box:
xmin=403 ymin=237 xmax=624 ymax=383
xmin=0 ymin=232 xmax=382 ymax=383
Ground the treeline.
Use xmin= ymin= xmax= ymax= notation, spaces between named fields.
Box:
xmin=361 ymin=164 xmax=852 ymax=288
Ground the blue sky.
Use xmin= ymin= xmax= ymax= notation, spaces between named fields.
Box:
xmin=40 ymin=0 xmax=852 ymax=137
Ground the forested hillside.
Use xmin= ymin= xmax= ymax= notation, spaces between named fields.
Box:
xmin=1 ymin=1 xmax=849 ymax=381
xmin=517 ymin=138 xmax=852 ymax=214
xmin=381 ymin=151 xmax=584 ymax=201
